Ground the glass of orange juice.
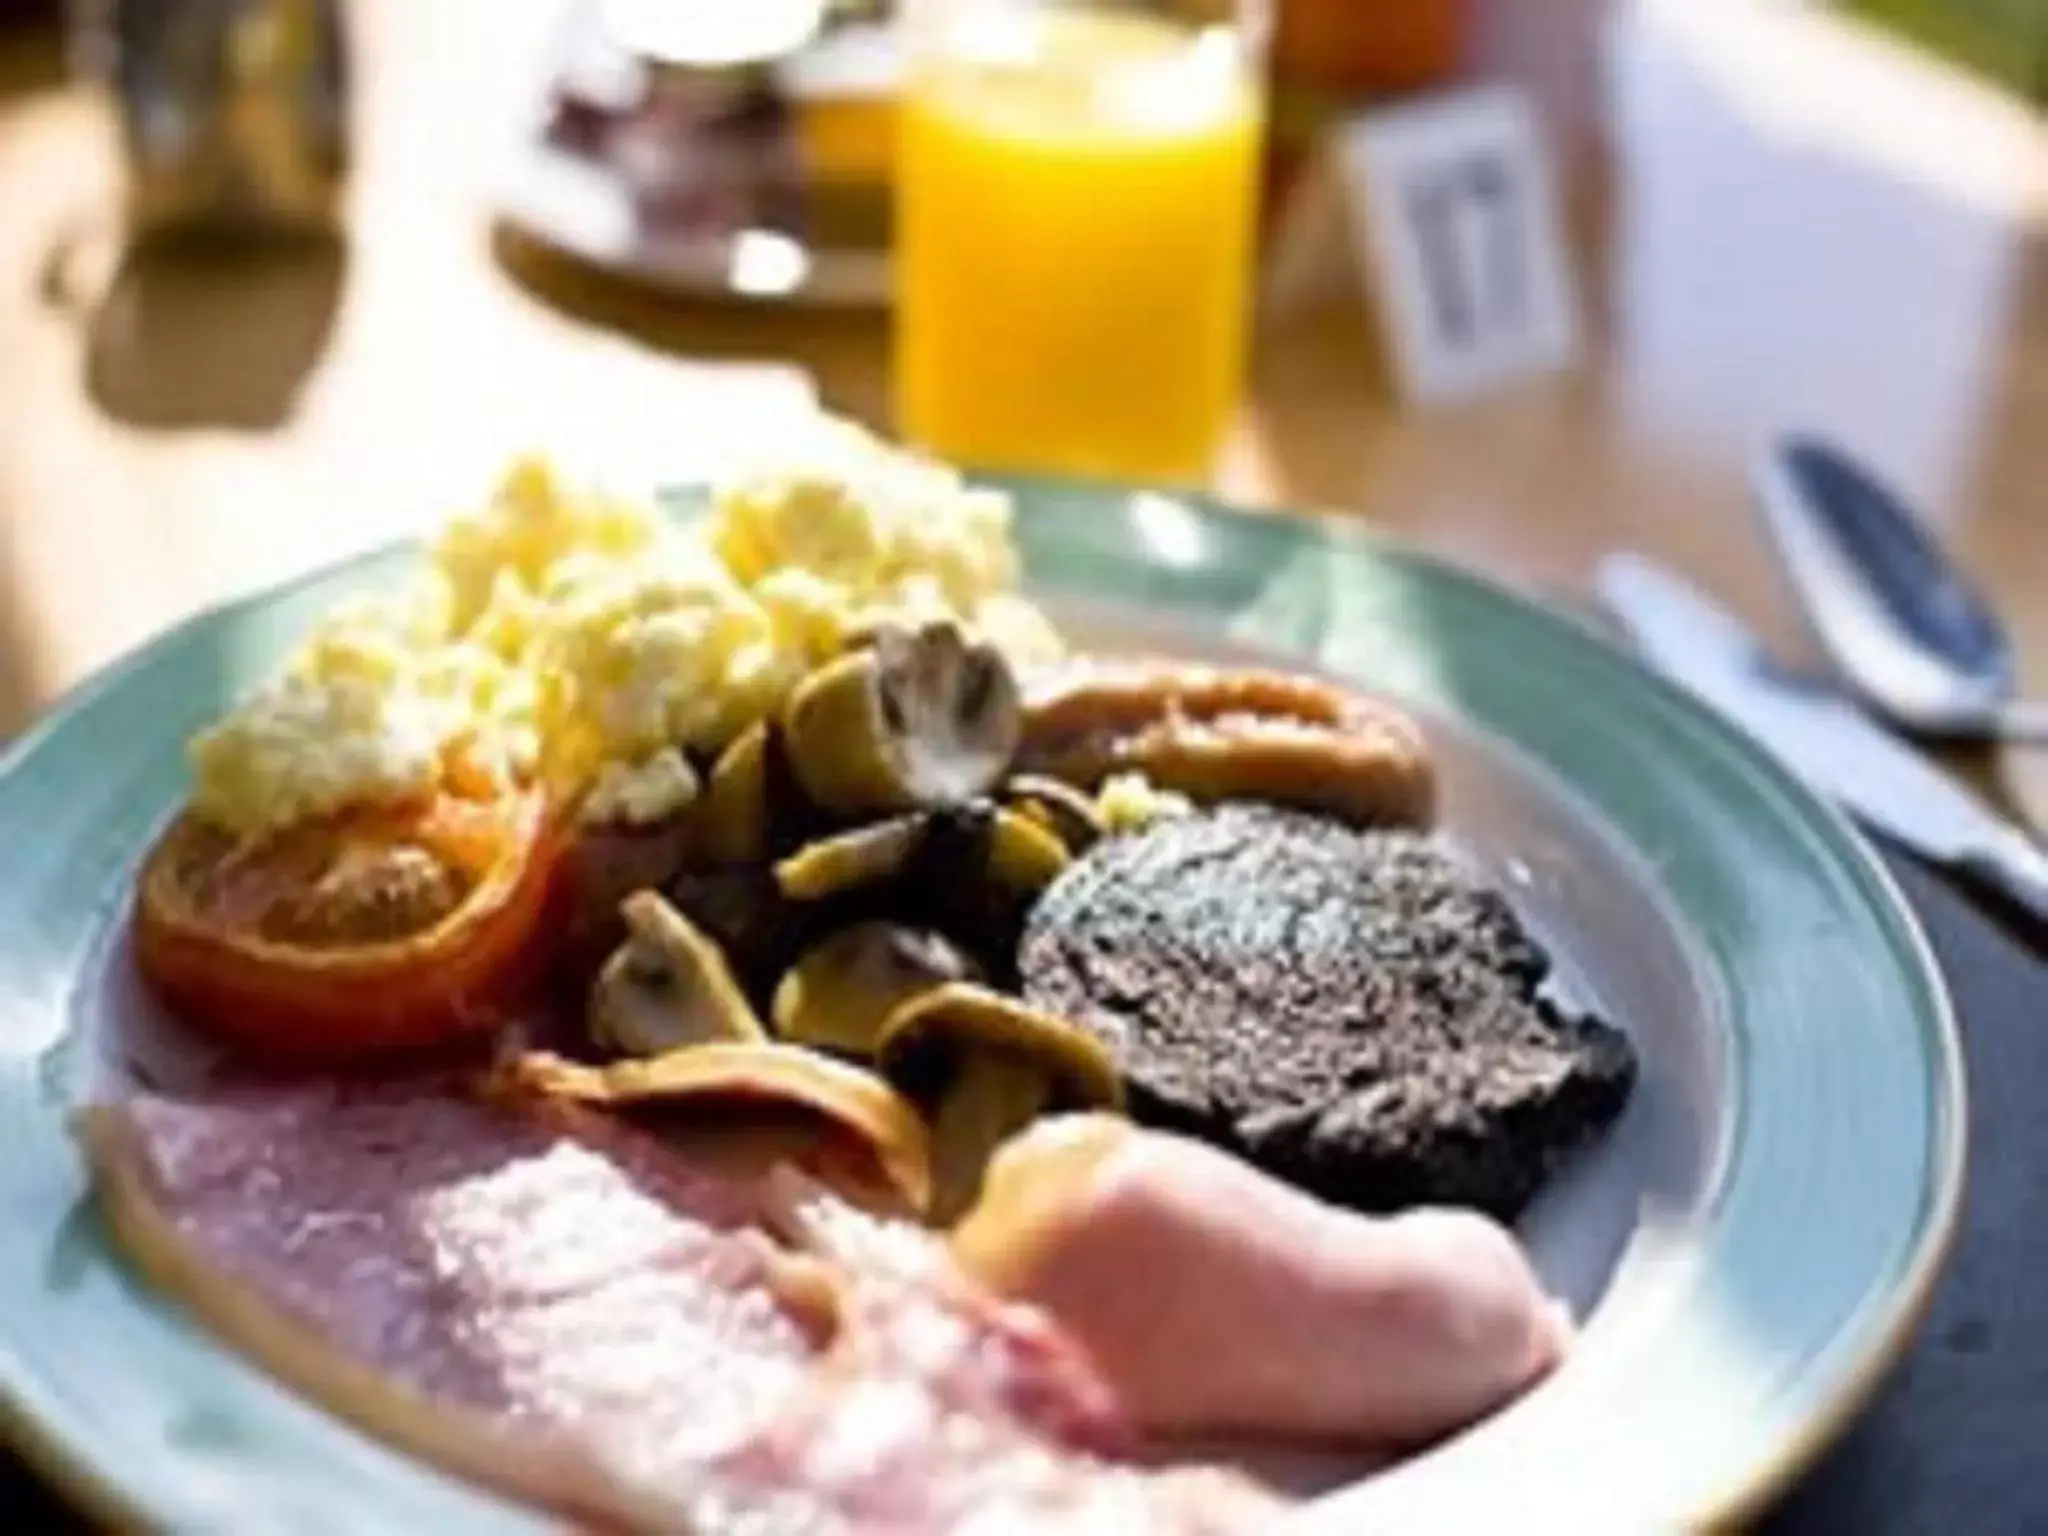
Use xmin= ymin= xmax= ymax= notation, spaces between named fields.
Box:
xmin=894 ymin=0 xmax=1269 ymax=487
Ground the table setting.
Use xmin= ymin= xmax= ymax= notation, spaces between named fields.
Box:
xmin=1 ymin=0 xmax=2047 ymax=1530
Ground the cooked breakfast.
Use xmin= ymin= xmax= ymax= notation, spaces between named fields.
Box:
xmin=92 ymin=425 xmax=1641 ymax=1530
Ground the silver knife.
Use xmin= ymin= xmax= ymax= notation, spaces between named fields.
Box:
xmin=1596 ymin=551 xmax=2048 ymax=924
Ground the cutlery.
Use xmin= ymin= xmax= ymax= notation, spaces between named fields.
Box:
xmin=1753 ymin=436 xmax=2048 ymax=743
xmin=1596 ymin=552 xmax=2048 ymax=925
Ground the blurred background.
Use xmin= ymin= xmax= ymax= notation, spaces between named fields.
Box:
xmin=0 ymin=0 xmax=2044 ymax=801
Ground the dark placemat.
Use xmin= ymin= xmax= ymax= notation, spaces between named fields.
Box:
xmin=1763 ymin=846 xmax=2048 ymax=1536
xmin=0 ymin=845 xmax=2035 ymax=1532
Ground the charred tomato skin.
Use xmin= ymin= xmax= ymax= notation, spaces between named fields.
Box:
xmin=132 ymin=787 xmax=564 ymax=1066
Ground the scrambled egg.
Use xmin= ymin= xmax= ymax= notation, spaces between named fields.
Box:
xmin=186 ymin=597 xmax=531 ymax=837
xmin=1096 ymin=772 xmax=1194 ymax=834
xmin=533 ymin=538 xmax=802 ymax=795
xmin=431 ymin=457 xmax=663 ymax=637
xmin=188 ymin=426 xmax=1064 ymax=837
xmin=711 ymin=421 xmax=1065 ymax=667
xmin=582 ymin=746 xmax=700 ymax=829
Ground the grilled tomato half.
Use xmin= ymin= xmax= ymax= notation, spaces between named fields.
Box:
xmin=132 ymin=787 xmax=561 ymax=1065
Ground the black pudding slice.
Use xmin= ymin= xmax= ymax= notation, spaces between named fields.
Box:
xmin=1018 ymin=803 xmax=1638 ymax=1222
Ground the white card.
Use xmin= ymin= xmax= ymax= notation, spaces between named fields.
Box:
xmin=1338 ymin=85 xmax=1581 ymax=404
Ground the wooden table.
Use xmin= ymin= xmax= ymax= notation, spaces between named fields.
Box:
xmin=0 ymin=0 xmax=1822 ymax=724
xmin=4 ymin=0 xmax=2040 ymax=730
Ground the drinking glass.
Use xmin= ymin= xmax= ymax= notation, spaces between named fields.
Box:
xmin=894 ymin=0 xmax=1269 ymax=487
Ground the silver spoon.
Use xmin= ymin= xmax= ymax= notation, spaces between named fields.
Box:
xmin=1752 ymin=436 xmax=2048 ymax=743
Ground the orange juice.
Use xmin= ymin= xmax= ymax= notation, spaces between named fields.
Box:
xmin=895 ymin=5 xmax=1263 ymax=486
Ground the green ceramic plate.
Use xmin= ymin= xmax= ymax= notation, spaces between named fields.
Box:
xmin=0 ymin=479 xmax=1963 ymax=1532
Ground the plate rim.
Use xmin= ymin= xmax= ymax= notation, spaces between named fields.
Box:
xmin=1472 ymin=577 xmax=1966 ymax=1534
xmin=0 ymin=477 xmax=1967 ymax=1532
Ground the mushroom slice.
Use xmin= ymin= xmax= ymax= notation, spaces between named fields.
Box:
xmin=772 ymin=923 xmax=982 ymax=1058
xmin=878 ymin=983 xmax=1123 ymax=1225
xmin=782 ymin=621 xmax=1023 ymax=817
xmin=663 ymin=862 xmax=827 ymax=1001
xmin=983 ymin=806 xmax=1070 ymax=897
xmin=700 ymin=721 xmax=772 ymax=866
xmin=508 ymin=1042 xmax=933 ymax=1216
xmin=773 ymin=814 xmax=926 ymax=902
xmin=1001 ymin=774 xmax=1106 ymax=856
xmin=590 ymin=891 xmax=768 ymax=1058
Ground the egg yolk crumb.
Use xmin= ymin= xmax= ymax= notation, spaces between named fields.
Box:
xmin=1096 ymin=772 xmax=1194 ymax=834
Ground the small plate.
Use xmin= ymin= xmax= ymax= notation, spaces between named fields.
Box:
xmin=0 ymin=478 xmax=1963 ymax=1530
xmin=492 ymin=2 xmax=894 ymax=308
